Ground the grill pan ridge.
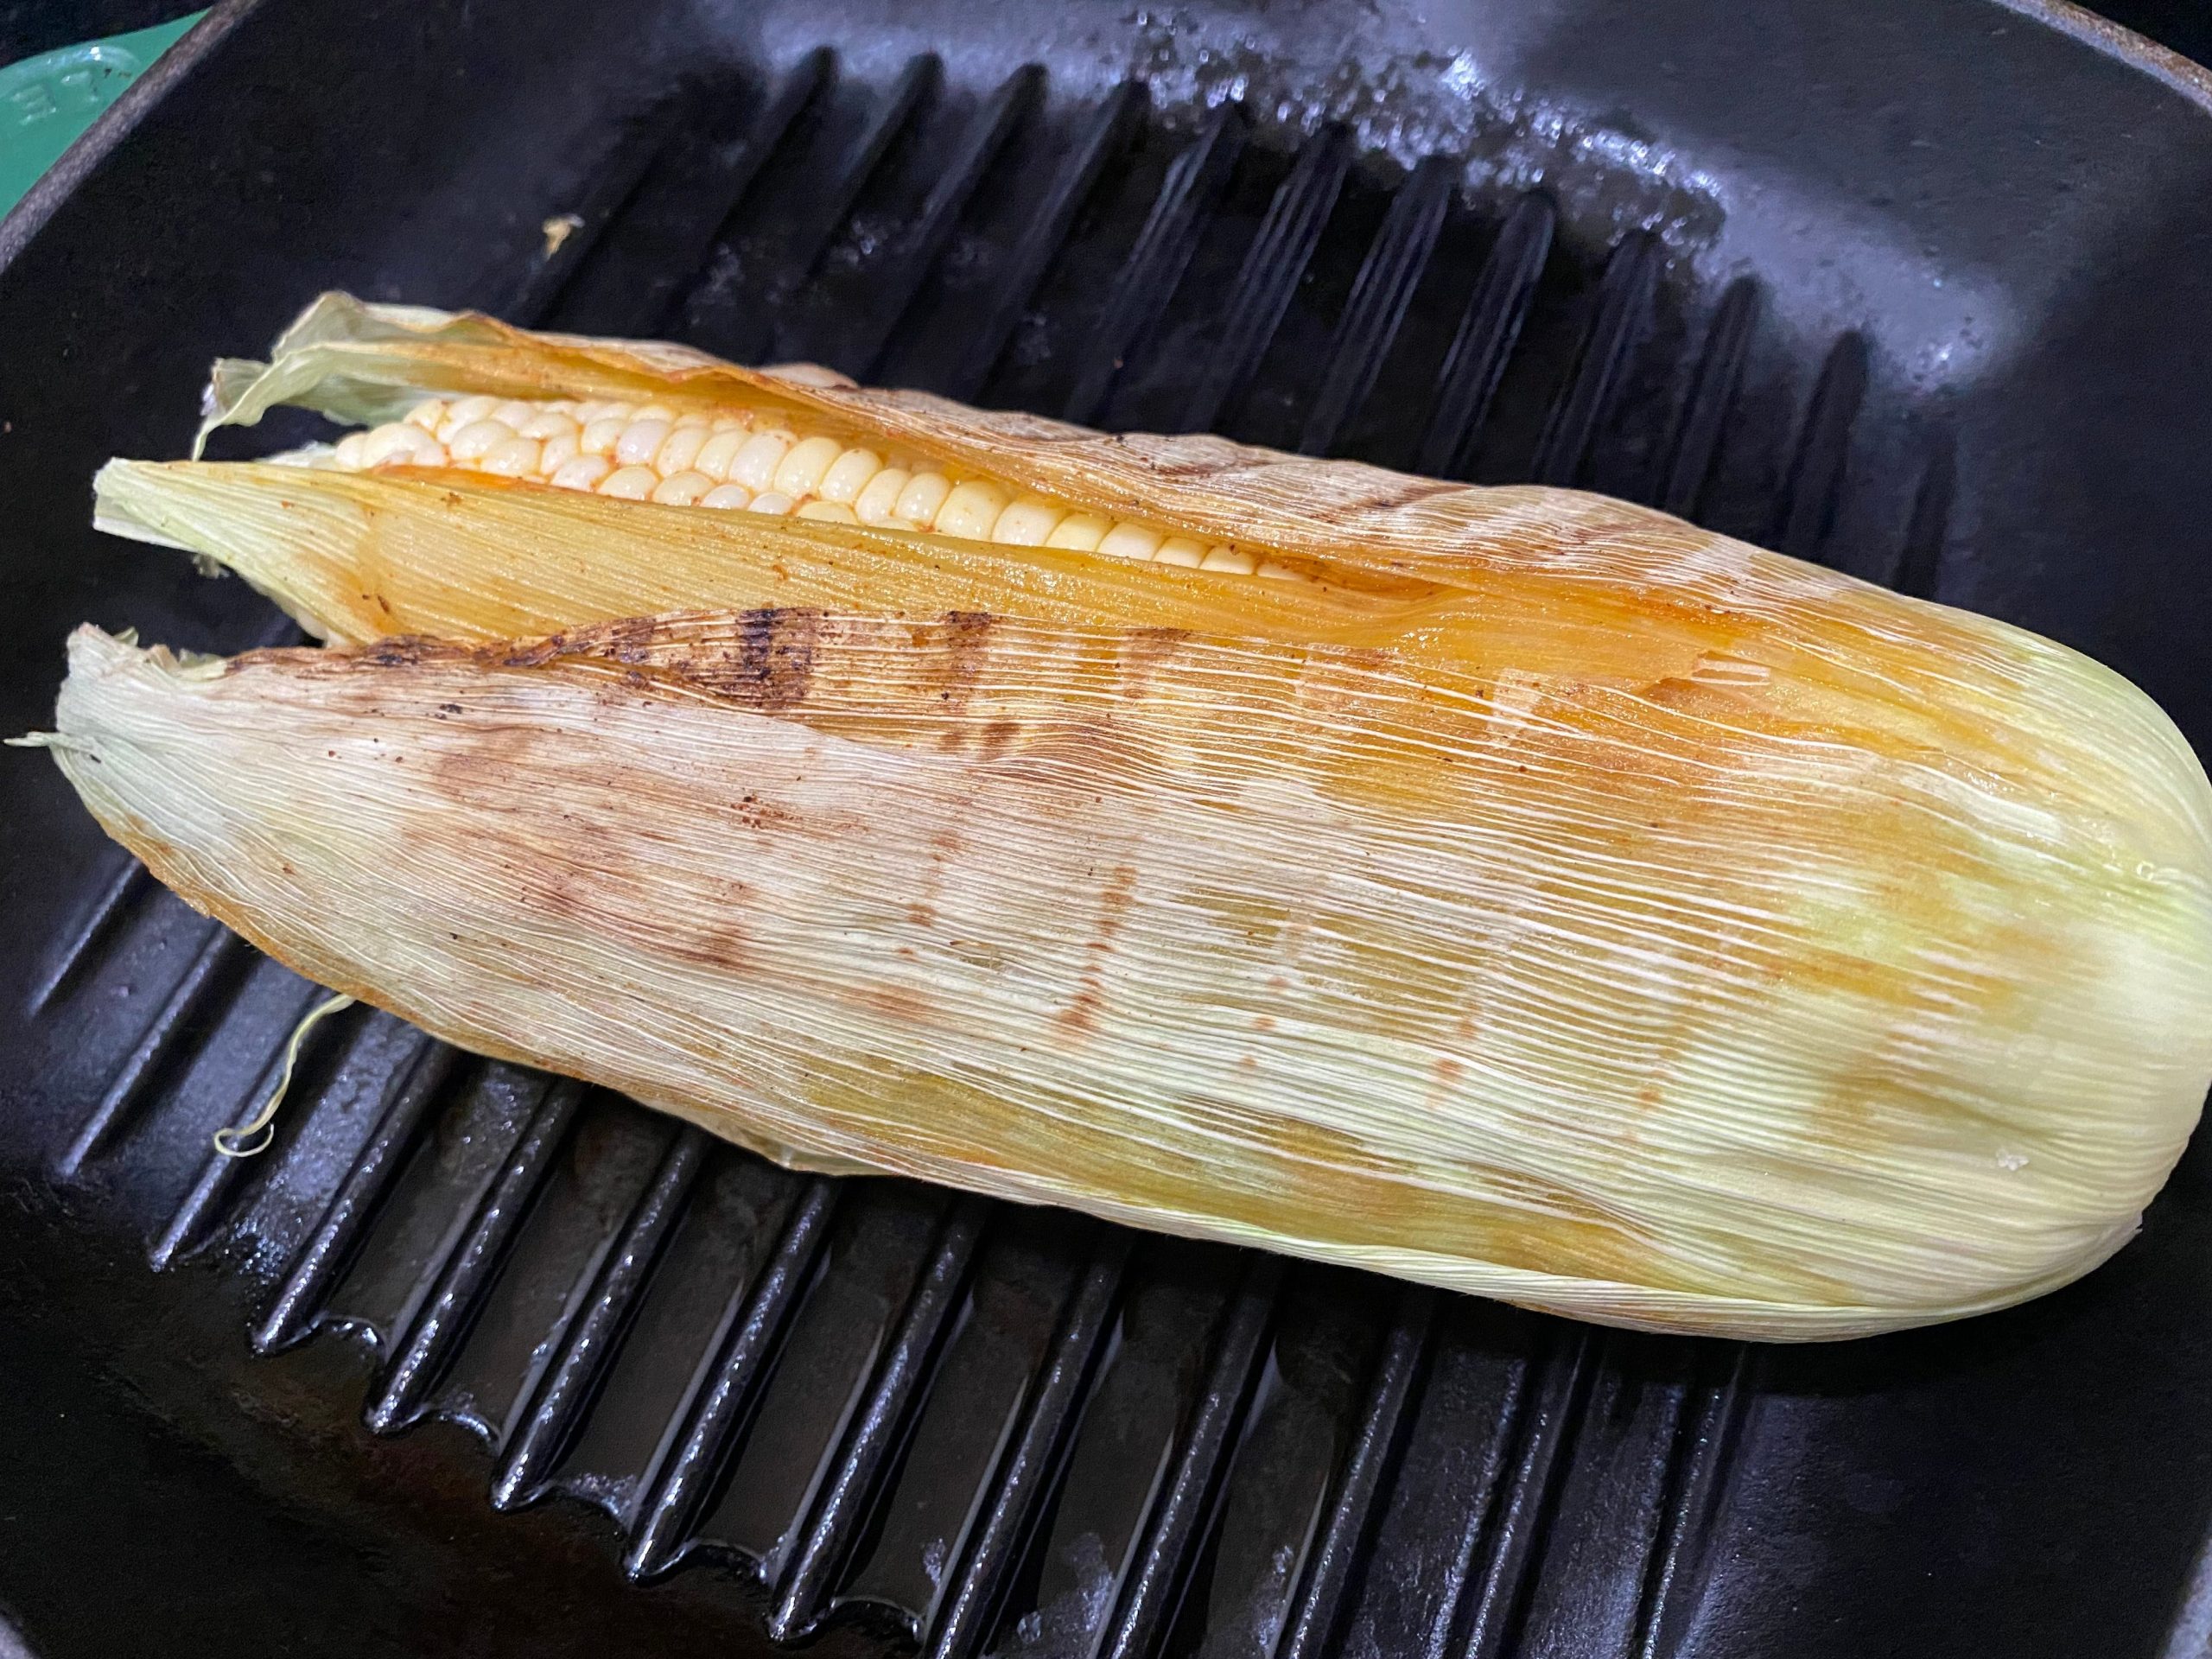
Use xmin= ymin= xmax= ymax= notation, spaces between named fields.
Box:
xmin=4 ymin=3 xmax=2212 ymax=1656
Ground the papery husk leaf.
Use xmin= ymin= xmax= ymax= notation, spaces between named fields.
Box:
xmin=45 ymin=612 xmax=2212 ymax=1340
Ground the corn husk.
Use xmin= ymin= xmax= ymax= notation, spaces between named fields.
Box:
xmin=40 ymin=603 xmax=2212 ymax=1340
xmin=91 ymin=297 xmax=2212 ymax=852
xmin=60 ymin=296 xmax=2212 ymax=1336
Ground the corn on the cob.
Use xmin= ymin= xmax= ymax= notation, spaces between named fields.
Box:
xmin=38 ymin=611 xmax=2212 ymax=1339
xmin=47 ymin=295 xmax=2212 ymax=1339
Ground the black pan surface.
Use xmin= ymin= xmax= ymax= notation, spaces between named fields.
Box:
xmin=3 ymin=3 xmax=2211 ymax=1655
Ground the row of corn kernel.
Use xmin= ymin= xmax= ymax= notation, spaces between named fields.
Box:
xmin=326 ymin=396 xmax=1282 ymax=575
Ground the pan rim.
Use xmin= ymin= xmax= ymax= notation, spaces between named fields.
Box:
xmin=1994 ymin=0 xmax=2212 ymax=107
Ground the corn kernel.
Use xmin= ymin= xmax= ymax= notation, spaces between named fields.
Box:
xmin=818 ymin=448 xmax=883 ymax=504
xmin=651 ymin=470 xmax=715 ymax=506
xmin=893 ymin=473 xmax=953 ymax=529
xmin=938 ymin=480 xmax=1012 ymax=541
xmin=550 ymin=454 xmax=613 ymax=491
xmin=615 ymin=419 xmax=671 ymax=467
xmin=478 ymin=435 xmax=542 ymax=477
xmin=694 ymin=429 xmax=748 ymax=482
xmin=1045 ymin=512 xmax=1112 ymax=551
xmin=853 ymin=467 xmax=911 ymax=525
xmin=656 ymin=424 xmax=710 ymax=476
xmin=448 ymin=419 xmax=514 ymax=462
xmin=992 ymin=496 xmax=1065 ymax=546
xmin=517 ymin=409 xmax=578 ymax=442
xmin=437 ymin=395 xmax=500 ymax=441
xmin=772 ymin=435 xmax=844 ymax=498
xmin=728 ymin=433 xmax=794 ymax=492
xmin=1098 ymin=523 xmax=1165 ymax=562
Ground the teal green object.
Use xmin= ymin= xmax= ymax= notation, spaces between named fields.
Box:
xmin=0 ymin=12 xmax=207 ymax=219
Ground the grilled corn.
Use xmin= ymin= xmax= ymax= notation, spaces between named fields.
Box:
xmin=41 ymin=296 xmax=2212 ymax=1339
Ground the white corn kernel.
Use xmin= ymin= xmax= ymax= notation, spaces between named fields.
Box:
xmin=700 ymin=483 xmax=753 ymax=510
xmin=479 ymin=435 xmax=543 ymax=477
xmin=537 ymin=431 xmax=580 ymax=474
xmin=937 ymin=480 xmax=1013 ymax=541
xmin=991 ymin=496 xmax=1065 ymax=546
xmin=853 ymin=467 xmax=911 ymax=525
xmin=448 ymin=419 xmax=515 ymax=461
xmin=631 ymin=404 xmax=677 ymax=423
xmin=490 ymin=399 xmax=538 ymax=431
xmin=728 ymin=432 xmax=795 ymax=491
xmin=747 ymin=491 xmax=797 ymax=515
xmin=615 ymin=418 xmax=672 ymax=467
xmin=709 ymin=413 xmax=749 ymax=433
xmin=1256 ymin=559 xmax=1301 ymax=581
xmin=333 ymin=431 xmax=369 ymax=468
xmin=1154 ymin=536 xmax=1206 ymax=569
xmin=598 ymin=466 xmax=658 ymax=500
xmin=772 ymin=435 xmax=844 ymax=498
xmin=1044 ymin=512 xmax=1111 ymax=551
xmin=818 ymin=448 xmax=883 ymax=504
xmin=694 ymin=429 xmax=748 ymax=481
xmin=550 ymin=454 xmax=613 ymax=491
xmin=438 ymin=395 xmax=500 ymax=441
xmin=517 ymin=409 xmax=578 ymax=442
xmin=1097 ymin=523 xmax=1165 ymax=562
xmin=651 ymin=470 xmax=715 ymax=505
xmin=361 ymin=423 xmax=440 ymax=467
xmin=404 ymin=399 xmax=448 ymax=433
xmin=579 ymin=416 xmax=626 ymax=456
xmin=893 ymin=473 xmax=953 ymax=529
xmin=656 ymin=424 xmax=709 ymax=476
xmin=796 ymin=499 xmax=859 ymax=524
xmin=1199 ymin=545 xmax=1257 ymax=574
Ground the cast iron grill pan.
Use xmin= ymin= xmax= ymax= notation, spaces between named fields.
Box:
xmin=4 ymin=3 xmax=2212 ymax=1656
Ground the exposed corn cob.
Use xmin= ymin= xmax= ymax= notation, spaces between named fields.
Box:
xmin=35 ymin=612 xmax=2212 ymax=1340
xmin=318 ymin=392 xmax=1268 ymax=574
xmin=175 ymin=293 xmax=1279 ymax=575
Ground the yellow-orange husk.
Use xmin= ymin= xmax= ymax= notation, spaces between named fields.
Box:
xmin=87 ymin=296 xmax=2212 ymax=840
